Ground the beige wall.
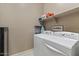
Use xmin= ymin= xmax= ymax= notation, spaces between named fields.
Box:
xmin=0 ymin=3 xmax=44 ymax=55
xmin=58 ymin=11 xmax=79 ymax=32
xmin=44 ymin=3 xmax=79 ymax=32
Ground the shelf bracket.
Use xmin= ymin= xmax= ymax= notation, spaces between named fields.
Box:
xmin=54 ymin=17 xmax=58 ymax=23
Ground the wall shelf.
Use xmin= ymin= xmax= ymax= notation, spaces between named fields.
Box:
xmin=44 ymin=6 xmax=79 ymax=22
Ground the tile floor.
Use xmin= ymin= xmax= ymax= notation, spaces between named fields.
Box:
xmin=11 ymin=49 xmax=33 ymax=56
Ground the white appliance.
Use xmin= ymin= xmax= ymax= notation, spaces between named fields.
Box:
xmin=34 ymin=31 xmax=79 ymax=56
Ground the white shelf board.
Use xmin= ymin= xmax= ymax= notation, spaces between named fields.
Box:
xmin=55 ymin=6 xmax=79 ymax=18
xmin=44 ymin=6 xmax=79 ymax=21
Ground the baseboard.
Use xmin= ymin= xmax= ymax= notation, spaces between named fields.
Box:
xmin=11 ymin=48 xmax=33 ymax=56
